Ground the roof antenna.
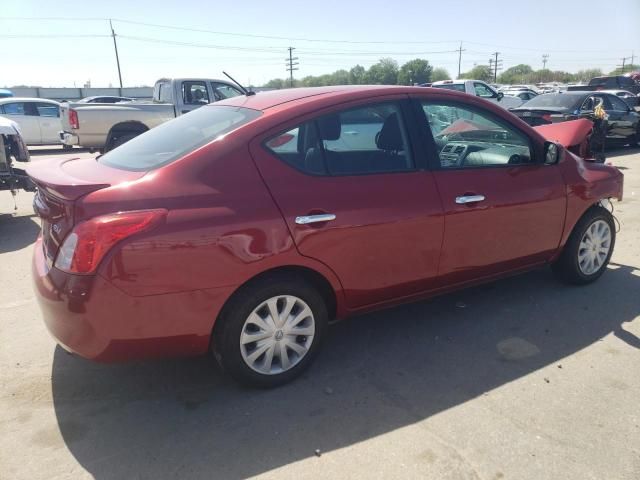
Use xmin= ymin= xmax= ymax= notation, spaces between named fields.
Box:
xmin=223 ymin=71 xmax=255 ymax=96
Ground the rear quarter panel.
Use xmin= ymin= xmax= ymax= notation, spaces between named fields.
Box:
xmin=82 ymin=136 xmax=346 ymax=321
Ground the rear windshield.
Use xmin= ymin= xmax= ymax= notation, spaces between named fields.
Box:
xmin=432 ymin=83 xmax=466 ymax=92
xmin=99 ymin=105 xmax=262 ymax=171
xmin=519 ymin=94 xmax=582 ymax=110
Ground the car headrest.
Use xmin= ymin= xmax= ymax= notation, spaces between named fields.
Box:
xmin=317 ymin=115 xmax=341 ymax=140
xmin=376 ymin=113 xmax=403 ymax=151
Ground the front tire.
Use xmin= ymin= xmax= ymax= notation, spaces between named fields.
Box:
xmin=213 ymin=275 xmax=328 ymax=388
xmin=552 ymin=206 xmax=615 ymax=285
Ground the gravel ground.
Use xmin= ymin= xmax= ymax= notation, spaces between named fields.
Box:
xmin=1 ymin=146 xmax=639 ymax=480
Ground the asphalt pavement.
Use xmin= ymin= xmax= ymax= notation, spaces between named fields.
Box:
xmin=1 ymin=146 xmax=639 ymax=480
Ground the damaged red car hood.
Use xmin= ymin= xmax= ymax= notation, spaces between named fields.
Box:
xmin=533 ymin=119 xmax=593 ymax=148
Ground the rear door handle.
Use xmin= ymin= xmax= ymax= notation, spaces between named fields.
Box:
xmin=455 ymin=195 xmax=485 ymax=204
xmin=295 ymin=214 xmax=336 ymax=225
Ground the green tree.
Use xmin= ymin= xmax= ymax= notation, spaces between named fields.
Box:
xmin=264 ymin=78 xmax=287 ymax=89
xmin=329 ymin=69 xmax=350 ymax=85
xmin=366 ymin=58 xmax=399 ymax=85
xmin=608 ymin=64 xmax=639 ymax=75
xmin=431 ymin=68 xmax=451 ymax=82
xmin=498 ymin=64 xmax=534 ymax=84
xmin=349 ymin=65 xmax=366 ymax=84
xmin=459 ymin=65 xmax=493 ymax=82
xmin=397 ymin=59 xmax=433 ymax=85
xmin=574 ymin=68 xmax=604 ymax=82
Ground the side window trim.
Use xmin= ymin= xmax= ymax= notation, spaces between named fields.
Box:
xmin=411 ymin=97 xmax=538 ymax=171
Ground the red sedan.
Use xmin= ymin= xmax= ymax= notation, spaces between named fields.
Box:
xmin=29 ymin=86 xmax=623 ymax=387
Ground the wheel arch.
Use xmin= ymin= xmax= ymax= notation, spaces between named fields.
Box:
xmin=105 ymin=121 xmax=149 ymax=150
xmin=211 ymin=264 xmax=340 ymax=342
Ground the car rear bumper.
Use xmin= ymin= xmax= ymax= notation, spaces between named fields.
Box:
xmin=32 ymin=236 xmax=233 ymax=362
xmin=59 ymin=131 xmax=78 ymax=146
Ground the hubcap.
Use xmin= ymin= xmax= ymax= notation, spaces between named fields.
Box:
xmin=578 ymin=219 xmax=612 ymax=275
xmin=240 ymin=295 xmax=315 ymax=375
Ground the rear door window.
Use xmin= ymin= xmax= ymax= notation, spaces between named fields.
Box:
xmin=265 ymin=102 xmax=414 ymax=176
xmin=608 ymin=95 xmax=630 ymax=111
xmin=36 ymin=103 xmax=60 ymax=117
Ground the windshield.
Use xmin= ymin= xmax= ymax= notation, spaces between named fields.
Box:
xmin=99 ymin=105 xmax=262 ymax=171
xmin=519 ymin=94 xmax=583 ymax=110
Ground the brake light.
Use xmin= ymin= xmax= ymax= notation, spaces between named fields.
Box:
xmin=541 ymin=114 xmax=552 ymax=122
xmin=69 ymin=109 xmax=79 ymax=129
xmin=55 ymin=209 xmax=167 ymax=274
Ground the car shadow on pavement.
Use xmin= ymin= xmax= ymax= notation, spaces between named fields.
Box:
xmin=51 ymin=264 xmax=640 ymax=479
xmin=0 ymin=213 xmax=40 ymax=253
xmin=607 ymin=146 xmax=640 ymax=159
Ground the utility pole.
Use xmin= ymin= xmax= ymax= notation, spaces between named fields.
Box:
xmin=490 ymin=52 xmax=502 ymax=83
xmin=617 ymin=56 xmax=631 ymax=74
xmin=542 ymin=53 xmax=549 ymax=69
xmin=285 ymin=47 xmax=299 ymax=88
xmin=109 ymin=19 xmax=123 ymax=88
xmin=457 ymin=43 xmax=465 ymax=78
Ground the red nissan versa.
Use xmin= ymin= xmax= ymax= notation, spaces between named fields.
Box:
xmin=29 ymin=86 xmax=623 ymax=387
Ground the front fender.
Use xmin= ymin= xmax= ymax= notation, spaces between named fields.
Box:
xmin=557 ymin=150 xmax=623 ymax=250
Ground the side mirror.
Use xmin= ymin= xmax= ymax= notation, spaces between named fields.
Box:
xmin=544 ymin=141 xmax=561 ymax=165
xmin=497 ymin=92 xmax=504 ymax=101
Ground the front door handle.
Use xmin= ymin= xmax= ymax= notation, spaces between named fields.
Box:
xmin=455 ymin=194 xmax=485 ymax=204
xmin=295 ymin=214 xmax=336 ymax=225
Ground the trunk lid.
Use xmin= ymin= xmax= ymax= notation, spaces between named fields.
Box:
xmin=27 ymin=156 xmax=145 ymax=265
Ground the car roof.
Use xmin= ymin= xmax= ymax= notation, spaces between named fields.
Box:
xmin=212 ymin=85 xmax=429 ymax=111
xmin=0 ymin=97 xmax=60 ymax=105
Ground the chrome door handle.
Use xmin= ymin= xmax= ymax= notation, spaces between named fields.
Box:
xmin=295 ymin=214 xmax=336 ymax=225
xmin=455 ymin=195 xmax=485 ymax=204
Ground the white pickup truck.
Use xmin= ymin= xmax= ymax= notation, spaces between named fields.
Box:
xmin=430 ymin=80 xmax=524 ymax=109
xmin=60 ymin=78 xmax=245 ymax=152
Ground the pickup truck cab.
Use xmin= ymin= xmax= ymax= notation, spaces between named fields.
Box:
xmin=431 ymin=80 xmax=524 ymax=109
xmin=60 ymin=78 xmax=244 ymax=152
xmin=568 ymin=76 xmax=640 ymax=95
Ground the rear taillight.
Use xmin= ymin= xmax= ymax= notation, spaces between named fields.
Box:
xmin=69 ymin=109 xmax=79 ymax=129
xmin=55 ymin=209 xmax=167 ymax=274
xmin=541 ymin=114 xmax=552 ymax=122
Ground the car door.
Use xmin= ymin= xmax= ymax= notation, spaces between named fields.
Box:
xmin=250 ymin=98 xmax=444 ymax=309
xmin=0 ymin=101 xmax=41 ymax=144
xmin=415 ymin=96 xmax=566 ymax=285
xmin=35 ymin=102 xmax=62 ymax=144
xmin=601 ymin=94 xmax=637 ymax=140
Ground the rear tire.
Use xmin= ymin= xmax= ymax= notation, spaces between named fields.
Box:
xmin=213 ymin=274 xmax=328 ymax=388
xmin=552 ymin=206 xmax=615 ymax=285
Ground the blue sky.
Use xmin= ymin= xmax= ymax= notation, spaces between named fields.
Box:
xmin=1 ymin=0 xmax=639 ymax=87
